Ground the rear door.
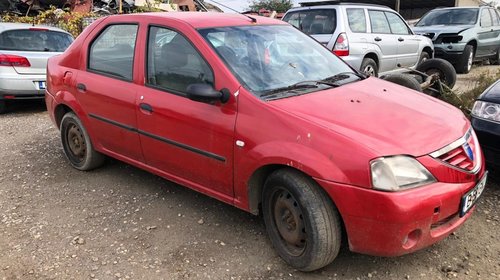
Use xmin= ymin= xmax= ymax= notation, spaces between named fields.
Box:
xmin=477 ymin=8 xmax=496 ymax=57
xmin=367 ymin=9 xmax=398 ymax=72
xmin=75 ymin=23 xmax=144 ymax=163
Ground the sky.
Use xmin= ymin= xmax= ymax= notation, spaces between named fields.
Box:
xmin=205 ymin=0 xmax=500 ymax=13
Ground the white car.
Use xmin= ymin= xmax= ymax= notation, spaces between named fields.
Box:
xmin=0 ymin=23 xmax=73 ymax=113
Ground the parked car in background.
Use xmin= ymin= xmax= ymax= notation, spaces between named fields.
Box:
xmin=472 ymin=80 xmax=500 ymax=169
xmin=0 ymin=23 xmax=73 ymax=113
xmin=46 ymin=12 xmax=486 ymax=271
xmin=282 ymin=3 xmax=434 ymax=76
xmin=413 ymin=6 xmax=500 ymax=74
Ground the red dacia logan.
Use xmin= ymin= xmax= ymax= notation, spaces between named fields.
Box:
xmin=45 ymin=13 xmax=487 ymax=271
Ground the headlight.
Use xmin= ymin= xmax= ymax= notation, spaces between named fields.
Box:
xmin=370 ymin=156 xmax=436 ymax=192
xmin=472 ymin=100 xmax=500 ymax=123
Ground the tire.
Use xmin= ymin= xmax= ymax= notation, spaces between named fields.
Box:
xmin=418 ymin=51 xmax=430 ymax=65
xmin=60 ymin=112 xmax=105 ymax=171
xmin=262 ymin=169 xmax=342 ymax=271
xmin=0 ymin=100 xmax=6 ymax=114
xmin=360 ymin=58 xmax=378 ymax=77
xmin=416 ymin=58 xmax=457 ymax=90
xmin=490 ymin=48 xmax=500 ymax=65
xmin=382 ymin=74 xmax=422 ymax=92
xmin=456 ymin=44 xmax=474 ymax=74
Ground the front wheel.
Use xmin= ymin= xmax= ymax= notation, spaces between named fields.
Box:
xmin=262 ymin=169 xmax=342 ymax=271
xmin=456 ymin=44 xmax=474 ymax=74
xmin=60 ymin=112 xmax=105 ymax=171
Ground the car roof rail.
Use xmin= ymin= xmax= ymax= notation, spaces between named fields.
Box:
xmin=299 ymin=1 xmax=389 ymax=8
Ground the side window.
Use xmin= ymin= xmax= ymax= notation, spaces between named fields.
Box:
xmin=88 ymin=24 xmax=138 ymax=80
xmin=384 ymin=12 xmax=410 ymax=35
xmin=368 ymin=10 xmax=390 ymax=34
xmin=147 ymin=26 xmax=214 ymax=94
xmin=480 ymin=9 xmax=492 ymax=27
xmin=347 ymin=8 xmax=367 ymax=33
xmin=489 ymin=9 xmax=500 ymax=26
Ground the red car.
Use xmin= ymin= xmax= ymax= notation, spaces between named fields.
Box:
xmin=45 ymin=13 xmax=487 ymax=271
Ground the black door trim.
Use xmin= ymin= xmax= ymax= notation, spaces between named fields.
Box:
xmin=88 ymin=113 xmax=226 ymax=162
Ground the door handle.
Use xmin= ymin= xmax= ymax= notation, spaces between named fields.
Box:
xmin=139 ymin=103 xmax=153 ymax=113
xmin=76 ymin=83 xmax=86 ymax=92
xmin=398 ymin=37 xmax=404 ymax=42
xmin=374 ymin=37 xmax=382 ymax=42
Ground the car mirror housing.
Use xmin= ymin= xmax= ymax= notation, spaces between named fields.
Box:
xmin=186 ymin=84 xmax=230 ymax=104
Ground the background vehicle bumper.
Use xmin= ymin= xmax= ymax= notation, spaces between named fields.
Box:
xmin=471 ymin=117 xmax=500 ymax=168
xmin=434 ymin=44 xmax=466 ymax=64
xmin=0 ymin=75 xmax=46 ymax=99
xmin=316 ymin=174 xmax=484 ymax=257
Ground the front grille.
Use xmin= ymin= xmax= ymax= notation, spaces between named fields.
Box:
xmin=430 ymin=130 xmax=481 ymax=173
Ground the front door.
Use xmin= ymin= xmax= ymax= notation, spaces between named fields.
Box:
xmin=136 ymin=26 xmax=237 ymax=198
xmin=368 ymin=10 xmax=398 ymax=72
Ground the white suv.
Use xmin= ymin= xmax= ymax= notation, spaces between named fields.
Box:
xmin=282 ymin=3 xmax=434 ymax=76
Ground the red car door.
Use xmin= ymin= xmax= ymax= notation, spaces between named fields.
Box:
xmin=135 ymin=24 xmax=238 ymax=199
xmin=75 ymin=22 xmax=144 ymax=163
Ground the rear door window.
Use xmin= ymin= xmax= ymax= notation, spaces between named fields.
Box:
xmin=88 ymin=24 xmax=138 ymax=81
xmin=347 ymin=8 xmax=367 ymax=33
xmin=368 ymin=10 xmax=391 ymax=34
xmin=282 ymin=9 xmax=336 ymax=35
xmin=0 ymin=29 xmax=73 ymax=52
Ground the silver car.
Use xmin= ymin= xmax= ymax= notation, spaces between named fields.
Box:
xmin=0 ymin=23 xmax=73 ymax=113
xmin=282 ymin=3 xmax=434 ymax=77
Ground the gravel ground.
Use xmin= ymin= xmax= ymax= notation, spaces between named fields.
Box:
xmin=0 ymin=100 xmax=499 ymax=280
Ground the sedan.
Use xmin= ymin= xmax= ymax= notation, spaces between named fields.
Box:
xmin=0 ymin=23 xmax=73 ymax=113
xmin=472 ymin=80 xmax=500 ymax=169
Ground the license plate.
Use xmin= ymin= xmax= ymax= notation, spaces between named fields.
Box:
xmin=37 ymin=81 xmax=46 ymax=90
xmin=459 ymin=172 xmax=487 ymax=217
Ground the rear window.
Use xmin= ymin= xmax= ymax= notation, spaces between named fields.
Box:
xmin=282 ymin=9 xmax=336 ymax=35
xmin=0 ymin=29 xmax=73 ymax=52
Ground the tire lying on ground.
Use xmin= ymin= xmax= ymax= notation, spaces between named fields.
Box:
xmin=416 ymin=58 xmax=457 ymax=89
xmin=382 ymin=74 xmax=422 ymax=92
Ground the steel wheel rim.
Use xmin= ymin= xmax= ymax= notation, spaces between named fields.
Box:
xmin=467 ymin=51 xmax=473 ymax=71
xmin=364 ymin=65 xmax=375 ymax=76
xmin=272 ymin=187 xmax=306 ymax=256
xmin=67 ymin=123 xmax=86 ymax=163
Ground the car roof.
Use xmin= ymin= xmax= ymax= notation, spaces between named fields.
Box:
xmin=0 ymin=22 xmax=70 ymax=34
xmin=113 ymin=12 xmax=287 ymax=29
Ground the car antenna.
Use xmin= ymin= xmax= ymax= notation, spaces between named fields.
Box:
xmin=205 ymin=0 xmax=257 ymax=23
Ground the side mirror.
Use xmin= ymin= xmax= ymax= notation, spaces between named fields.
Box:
xmin=186 ymin=84 xmax=230 ymax=104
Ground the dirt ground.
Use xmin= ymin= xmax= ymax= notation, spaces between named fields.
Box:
xmin=1 ymin=82 xmax=500 ymax=279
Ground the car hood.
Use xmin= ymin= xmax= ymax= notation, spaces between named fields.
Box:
xmin=413 ymin=25 xmax=474 ymax=40
xmin=269 ymin=77 xmax=469 ymax=157
xmin=478 ymin=80 xmax=500 ymax=103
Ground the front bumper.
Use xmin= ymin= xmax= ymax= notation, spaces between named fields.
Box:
xmin=316 ymin=170 xmax=485 ymax=257
xmin=433 ymin=43 xmax=467 ymax=65
xmin=471 ymin=117 xmax=500 ymax=168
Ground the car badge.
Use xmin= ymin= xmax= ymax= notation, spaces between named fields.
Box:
xmin=463 ymin=142 xmax=474 ymax=161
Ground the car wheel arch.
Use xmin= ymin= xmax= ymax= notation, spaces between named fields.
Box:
xmin=422 ymin=46 xmax=433 ymax=58
xmin=467 ymin=40 xmax=477 ymax=55
xmin=363 ymin=52 xmax=379 ymax=68
xmin=54 ymin=103 xmax=73 ymax=128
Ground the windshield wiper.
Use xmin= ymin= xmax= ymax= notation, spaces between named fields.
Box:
xmin=322 ymin=71 xmax=366 ymax=84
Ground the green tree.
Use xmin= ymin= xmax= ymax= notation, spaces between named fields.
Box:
xmin=248 ymin=0 xmax=293 ymax=13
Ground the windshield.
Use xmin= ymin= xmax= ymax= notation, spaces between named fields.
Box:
xmin=416 ymin=8 xmax=479 ymax=26
xmin=198 ymin=25 xmax=354 ymax=97
xmin=0 ymin=29 xmax=73 ymax=52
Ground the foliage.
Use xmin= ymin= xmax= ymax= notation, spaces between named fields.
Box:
xmin=248 ymin=0 xmax=293 ymax=13
xmin=0 ymin=6 xmax=96 ymax=37
xmin=438 ymin=69 xmax=500 ymax=118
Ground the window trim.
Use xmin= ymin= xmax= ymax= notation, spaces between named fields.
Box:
xmin=86 ymin=23 xmax=139 ymax=82
xmin=346 ymin=8 xmax=367 ymax=34
xmin=144 ymin=24 xmax=216 ymax=97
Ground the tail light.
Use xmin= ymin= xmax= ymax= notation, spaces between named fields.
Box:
xmin=333 ymin=33 xmax=349 ymax=56
xmin=0 ymin=54 xmax=31 ymax=67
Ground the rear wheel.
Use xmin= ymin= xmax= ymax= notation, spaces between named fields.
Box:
xmin=262 ymin=169 xmax=342 ymax=271
xmin=0 ymin=100 xmax=5 ymax=114
xmin=490 ymin=48 xmax=500 ymax=65
xmin=360 ymin=58 xmax=378 ymax=77
xmin=456 ymin=44 xmax=474 ymax=74
xmin=60 ymin=112 xmax=105 ymax=171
